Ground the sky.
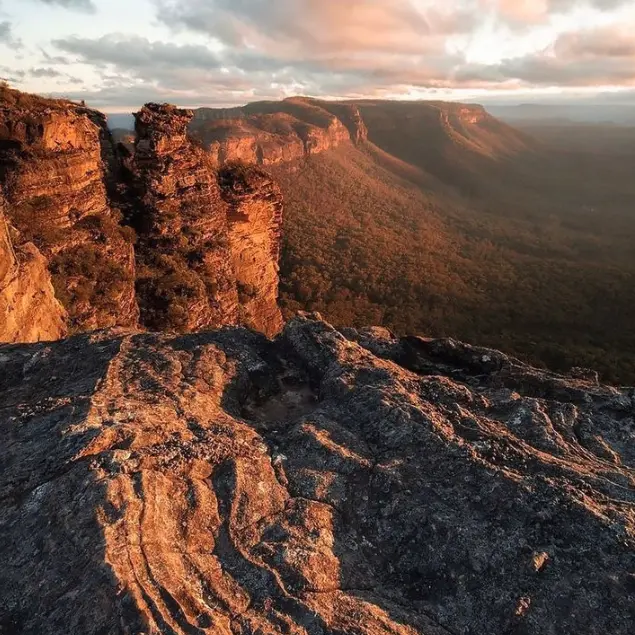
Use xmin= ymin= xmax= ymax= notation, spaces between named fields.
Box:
xmin=0 ymin=0 xmax=634 ymax=112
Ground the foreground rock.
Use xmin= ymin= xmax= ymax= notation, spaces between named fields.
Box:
xmin=1 ymin=315 xmax=634 ymax=634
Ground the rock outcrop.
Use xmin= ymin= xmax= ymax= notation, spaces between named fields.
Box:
xmin=0 ymin=194 xmax=67 ymax=342
xmin=1 ymin=314 xmax=634 ymax=634
xmin=191 ymin=98 xmax=368 ymax=167
xmin=0 ymin=86 xmax=139 ymax=333
xmin=128 ymin=104 xmax=240 ymax=332
xmin=128 ymin=104 xmax=284 ymax=336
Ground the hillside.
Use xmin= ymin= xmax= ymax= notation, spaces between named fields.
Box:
xmin=192 ymin=98 xmax=635 ymax=383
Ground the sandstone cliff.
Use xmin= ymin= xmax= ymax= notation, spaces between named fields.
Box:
xmin=191 ymin=97 xmax=368 ymax=167
xmin=0 ymin=194 xmax=66 ymax=342
xmin=128 ymin=103 xmax=240 ymax=332
xmin=128 ymin=104 xmax=283 ymax=336
xmin=0 ymin=86 xmax=139 ymax=333
xmin=0 ymin=88 xmax=285 ymax=341
xmin=221 ymin=164 xmax=284 ymax=337
xmin=1 ymin=314 xmax=634 ymax=634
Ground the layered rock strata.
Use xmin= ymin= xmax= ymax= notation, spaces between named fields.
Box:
xmin=1 ymin=314 xmax=634 ymax=634
xmin=0 ymin=88 xmax=285 ymax=341
xmin=0 ymin=89 xmax=139 ymax=332
xmin=128 ymin=103 xmax=239 ymax=332
xmin=0 ymin=193 xmax=66 ymax=342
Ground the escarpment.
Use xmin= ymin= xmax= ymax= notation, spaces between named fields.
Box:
xmin=2 ymin=314 xmax=635 ymax=634
xmin=191 ymin=97 xmax=368 ymax=167
xmin=0 ymin=88 xmax=285 ymax=341
xmin=0 ymin=87 xmax=139 ymax=333
xmin=126 ymin=104 xmax=284 ymax=335
xmin=126 ymin=104 xmax=240 ymax=332
xmin=220 ymin=164 xmax=284 ymax=337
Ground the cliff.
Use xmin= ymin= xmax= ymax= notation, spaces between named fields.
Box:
xmin=1 ymin=314 xmax=634 ymax=634
xmin=0 ymin=86 xmax=139 ymax=332
xmin=127 ymin=103 xmax=240 ymax=332
xmin=0 ymin=88 xmax=285 ymax=341
xmin=191 ymin=97 xmax=368 ymax=167
xmin=128 ymin=104 xmax=283 ymax=335
xmin=221 ymin=164 xmax=284 ymax=337
xmin=0 ymin=194 xmax=66 ymax=342
xmin=188 ymin=98 xmax=532 ymax=172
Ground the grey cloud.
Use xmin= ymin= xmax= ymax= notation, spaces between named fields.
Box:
xmin=30 ymin=67 xmax=64 ymax=78
xmin=40 ymin=48 xmax=73 ymax=65
xmin=32 ymin=0 xmax=96 ymax=12
xmin=53 ymin=35 xmax=223 ymax=71
xmin=0 ymin=20 xmax=22 ymax=48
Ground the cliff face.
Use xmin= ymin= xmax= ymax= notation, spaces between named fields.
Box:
xmin=188 ymin=98 xmax=530 ymax=172
xmin=1 ymin=314 xmax=634 ymax=634
xmin=221 ymin=165 xmax=284 ymax=337
xmin=191 ymin=98 xmax=368 ymax=167
xmin=0 ymin=88 xmax=139 ymax=332
xmin=128 ymin=104 xmax=239 ymax=332
xmin=128 ymin=104 xmax=284 ymax=336
xmin=0 ymin=194 xmax=66 ymax=342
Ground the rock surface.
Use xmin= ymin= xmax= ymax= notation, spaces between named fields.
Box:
xmin=221 ymin=164 xmax=284 ymax=337
xmin=0 ymin=195 xmax=67 ymax=342
xmin=1 ymin=314 xmax=634 ymax=634
xmin=128 ymin=104 xmax=240 ymax=332
xmin=0 ymin=88 xmax=285 ymax=341
xmin=0 ymin=87 xmax=139 ymax=332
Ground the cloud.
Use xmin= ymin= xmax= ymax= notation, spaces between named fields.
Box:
xmin=53 ymin=34 xmax=223 ymax=71
xmin=13 ymin=0 xmax=629 ymax=108
xmin=0 ymin=20 xmax=22 ymax=48
xmin=155 ymin=0 xmax=475 ymax=58
xmin=30 ymin=67 xmax=65 ymax=78
xmin=31 ymin=0 xmax=96 ymax=12
xmin=458 ymin=22 xmax=635 ymax=87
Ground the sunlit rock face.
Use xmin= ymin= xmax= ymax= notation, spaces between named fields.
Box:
xmin=1 ymin=314 xmax=634 ymax=634
xmin=0 ymin=87 xmax=139 ymax=333
xmin=221 ymin=164 xmax=284 ymax=337
xmin=128 ymin=104 xmax=284 ymax=336
xmin=0 ymin=88 xmax=286 ymax=341
xmin=128 ymin=103 xmax=240 ymax=332
xmin=0 ymin=193 xmax=67 ymax=343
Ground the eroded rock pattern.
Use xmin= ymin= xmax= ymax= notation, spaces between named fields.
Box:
xmin=1 ymin=315 xmax=634 ymax=634
xmin=0 ymin=88 xmax=139 ymax=332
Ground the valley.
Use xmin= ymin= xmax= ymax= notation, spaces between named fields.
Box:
xmin=191 ymin=97 xmax=635 ymax=383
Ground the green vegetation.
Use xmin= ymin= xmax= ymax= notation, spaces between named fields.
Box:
xmin=274 ymin=124 xmax=635 ymax=384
